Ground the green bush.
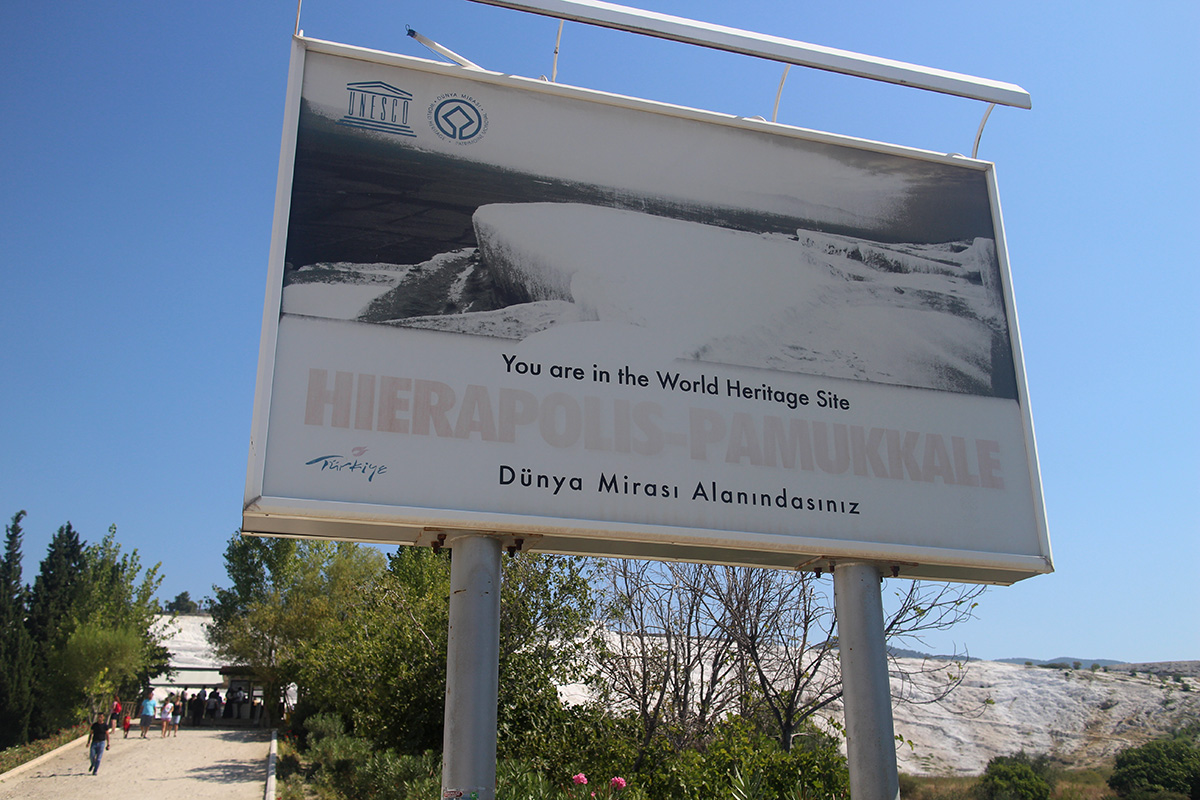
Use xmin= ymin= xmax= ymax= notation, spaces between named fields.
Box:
xmin=1120 ymin=790 xmax=1189 ymax=800
xmin=296 ymin=705 xmax=848 ymax=800
xmin=497 ymin=760 xmax=556 ymax=800
xmin=342 ymin=750 xmax=440 ymax=800
xmin=627 ymin=716 xmax=847 ymax=800
xmin=976 ymin=753 xmax=1053 ymax=800
xmin=303 ymin=710 xmax=347 ymax=743
xmin=277 ymin=773 xmax=307 ymax=800
xmin=309 ymin=732 xmax=373 ymax=786
xmin=500 ymin=711 xmax=846 ymax=800
xmin=1108 ymin=739 xmax=1200 ymax=798
xmin=302 ymin=711 xmax=442 ymax=800
xmin=0 ymin=723 xmax=88 ymax=775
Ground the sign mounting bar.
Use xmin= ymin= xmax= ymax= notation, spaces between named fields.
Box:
xmin=467 ymin=0 xmax=1032 ymax=109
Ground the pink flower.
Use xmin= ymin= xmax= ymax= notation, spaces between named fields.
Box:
xmin=572 ymin=773 xmax=588 ymax=785
xmin=611 ymin=777 xmax=627 ymax=791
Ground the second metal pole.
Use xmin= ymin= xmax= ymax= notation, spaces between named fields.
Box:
xmin=833 ymin=561 xmax=901 ymax=800
xmin=441 ymin=534 xmax=502 ymax=800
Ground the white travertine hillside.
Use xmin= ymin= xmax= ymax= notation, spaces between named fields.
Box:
xmin=887 ymin=658 xmax=1199 ymax=775
xmin=152 ymin=614 xmax=223 ymax=695
xmin=561 ymin=653 xmax=1199 ymax=776
xmin=157 ymin=614 xmax=219 ymax=668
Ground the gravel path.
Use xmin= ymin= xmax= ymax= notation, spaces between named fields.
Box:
xmin=0 ymin=725 xmax=271 ymax=800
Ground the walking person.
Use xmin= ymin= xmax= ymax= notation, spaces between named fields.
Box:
xmin=170 ymin=696 xmax=181 ymax=736
xmin=139 ymin=691 xmax=157 ymax=739
xmin=192 ymin=688 xmax=206 ymax=727
xmin=108 ymin=694 xmax=122 ymax=732
xmin=159 ymin=694 xmax=174 ymax=737
xmin=87 ymin=712 xmax=110 ymax=774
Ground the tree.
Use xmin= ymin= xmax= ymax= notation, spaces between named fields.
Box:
xmin=883 ymin=579 xmax=987 ymax=709
xmin=591 ymin=559 xmax=984 ymax=761
xmin=705 ymin=564 xmax=844 ymax=753
xmin=61 ymin=621 xmax=145 ymax=715
xmin=659 ymin=562 xmax=741 ymax=752
xmin=208 ymin=532 xmax=303 ymax=728
xmin=166 ymin=591 xmax=199 ymax=614
xmin=284 ymin=545 xmax=599 ymax=757
xmin=208 ymin=532 xmax=387 ymax=729
xmin=592 ymin=558 xmax=750 ymax=770
xmin=293 ymin=545 xmax=449 ymax=751
xmin=496 ymin=553 xmax=599 ymax=759
xmin=976 ymin=753 xmax=1053 ymax=800
xmin=75 ymin=527 xmax=168 ymax=709
xmin=1109 ymin=739 xmax=1200 ymax=798
xmin=77 ymin=526 xmax=168 ymax=697
xmin=24 ymin=521 xmax=168 ymax=736
xmin=592 ymin=558 xmax=678 ymax=770
xmin=26 ymin=522 xmax=87 ymax=737
xmin=0 ymin=511 xmax=34 ymax=747
xmin=27 ymin=523 xmax=86 ymax=648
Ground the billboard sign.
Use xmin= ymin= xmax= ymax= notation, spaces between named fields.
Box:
xmin=245 ymin=36 xmax=1051 ymax=584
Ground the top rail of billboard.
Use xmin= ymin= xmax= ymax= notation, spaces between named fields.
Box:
xmin=467 ymin=0 xmax=1032 ymax=109
xmin=244 ymin=36 xmax=1051 ymax=585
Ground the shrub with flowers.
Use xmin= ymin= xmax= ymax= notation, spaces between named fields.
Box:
xmin=564 ymin=772 xmax=629 ymax=800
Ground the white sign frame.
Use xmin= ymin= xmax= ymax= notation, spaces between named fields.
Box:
xmin=245 ymin=36 xmax=1051 ymax=585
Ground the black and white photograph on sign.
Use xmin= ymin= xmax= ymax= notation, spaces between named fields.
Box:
xmin=282 ymin=89 xmax=1018 ymax=401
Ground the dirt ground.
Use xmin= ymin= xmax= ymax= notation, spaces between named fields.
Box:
xmin=0 ymin=724 xmax=271 ymax=800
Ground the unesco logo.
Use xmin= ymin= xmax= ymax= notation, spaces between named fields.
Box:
xmin=338 ymin=81 xmax=415 ymax=138
xmin=427 ymin=93 xmax=488 ymax=144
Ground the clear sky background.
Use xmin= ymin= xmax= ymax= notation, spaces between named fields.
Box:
xmin=2 ymin=0 xmax=1196 ymax=663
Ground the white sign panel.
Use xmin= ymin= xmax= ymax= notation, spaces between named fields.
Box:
xmin=245 ymin=37 xmax=1051 ymax=584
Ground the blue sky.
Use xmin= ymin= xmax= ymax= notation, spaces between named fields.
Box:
xmin=2 ymin=0 xmax=1196 ymax=663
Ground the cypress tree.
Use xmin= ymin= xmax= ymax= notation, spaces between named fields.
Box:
xmin=0 ymin=511 xmax=34 ymax=747
xmin=26 ymin=522 xmax=87 ymax=737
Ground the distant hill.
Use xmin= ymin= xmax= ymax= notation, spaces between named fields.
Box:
xmin=888 ymin=646 xmax=978 ymax=662
xmin=1107 ymin=661 xmax=1200 ymax=678
xmin=884 ymin=648 xmax=1132 ymax=668
xmin=995 ymin=656 xmax=1125 ymax=667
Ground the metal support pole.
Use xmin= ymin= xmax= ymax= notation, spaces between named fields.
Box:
xmin=833 ymin=562 xmax=900 ymax=800
xmin=441 ymin=534 xmax=502 ymax=800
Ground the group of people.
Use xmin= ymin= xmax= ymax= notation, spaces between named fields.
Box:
xmin=135 ymin=690 xmax=183 ymax=738
xmin=85 ymin=686 xmax=252 ymax=775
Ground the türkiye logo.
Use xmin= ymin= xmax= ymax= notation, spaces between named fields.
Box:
xmin=305 ymin=447 xmax=388 ymax=482
xmin=427 ymin=93 xmax=488 ymax=144
xmin=338 ymin=81 xmax=415 ymax=137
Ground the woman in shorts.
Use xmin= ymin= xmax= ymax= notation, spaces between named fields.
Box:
xmin=159 ymin=695 xmax=174 ymax=738
xmin=170 ymin=697 xmax=181 ymax=736
xmin=108 ymin=694 xmax=122 ymax=731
